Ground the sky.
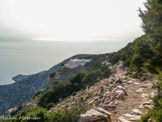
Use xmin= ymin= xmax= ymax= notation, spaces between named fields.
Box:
xmin=0 ymin=0 xmax=146 ymax=42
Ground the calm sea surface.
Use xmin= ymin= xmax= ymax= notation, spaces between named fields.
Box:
xmin=0 ymin=40 xmax=130 ymax=85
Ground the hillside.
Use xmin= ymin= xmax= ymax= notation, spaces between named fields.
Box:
xmin=0 ymin=54 xmax=92 ymax=115
xmin=4 ymin=61 xmax=158 ymax=122
xmin=0 ymin=0 xmax=162 ymax=121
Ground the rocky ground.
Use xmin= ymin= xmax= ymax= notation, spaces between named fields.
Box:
xmin=112 ymin=78 xmax=156 ymax=121
xmin=6 ymin=61 xmax=157 ymax=122
xmin=48 ymin=62 xmax=157 ymax=122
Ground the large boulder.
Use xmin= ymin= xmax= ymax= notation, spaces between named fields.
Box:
xmin=79 ymin=107 xmax=111 ymax=122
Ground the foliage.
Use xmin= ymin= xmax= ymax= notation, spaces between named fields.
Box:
xmin=46 ymin=102 xmax=55 ymax=110
xmin=33 ymin=91 xmax=41 ymax=98
xmin=49 ymin=72 xmax=56 ymax=78
xmin=38 ymin=64 xmax=111 ymax=109
xmin=47 ymin=109 xmax=80 ymax=122
xmin=38 ymin=81 xmax=73 ymax=108
xmin=9 ymin=106 xmax=80 ymax=122
xmin=9 ymin=93 xmax=90 ymax=122
xmin=108 ymin=0 xmax=162 ymax=121
xmin=82 ymin=71 xmax=101 ymax=86
xmin=109 ymin=0 xmax=162 ymax=76
xmin=11 ymin=107 xmax=49 ymax=122
xmin=140 ymin=92 xmax=162 ymax=122
xmin=110 ymin=83 xmax=120 ymax=90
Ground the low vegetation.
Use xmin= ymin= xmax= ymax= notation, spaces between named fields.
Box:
xmin=10 ymin=106 xmax=80 ymax=122
xmin=109 ymin=0 xmax=162 ymax=121
xmin=38 ymin=63 xmax=111 ymax=109
xmin=7 ymin=0 xmax=161 ymax=121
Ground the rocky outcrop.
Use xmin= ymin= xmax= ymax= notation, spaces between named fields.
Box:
xmin=79 ymin=107 xmax=111 ymax=122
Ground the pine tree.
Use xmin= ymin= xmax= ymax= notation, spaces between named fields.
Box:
xmin=139 ymin=0 xmax=162 ymax=74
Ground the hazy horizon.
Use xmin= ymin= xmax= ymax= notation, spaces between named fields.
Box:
xmin=0 ymin=0 xmax=146 ymax=42
xmin=0 ymin=40 xmax=131 ymax=85
xmin=0 ymin=0 xmax=147 ymax=85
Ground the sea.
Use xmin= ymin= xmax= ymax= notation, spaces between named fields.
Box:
xmin=0 ymin=40 xmax=131 ymax=85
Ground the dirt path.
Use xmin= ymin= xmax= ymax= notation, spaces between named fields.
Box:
xmin=111 ymin=80 xmax=156 ymax=122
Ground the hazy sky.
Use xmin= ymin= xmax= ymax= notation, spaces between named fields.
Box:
xmin=0 ymin=0 xmax=146 ymax=41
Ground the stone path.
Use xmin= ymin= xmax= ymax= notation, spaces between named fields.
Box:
xmin=111 ymin=80 xmax=156 ymax=122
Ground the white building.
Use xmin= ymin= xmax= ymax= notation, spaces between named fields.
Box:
xmin=64 ymin=59 xmax=90 ymax=69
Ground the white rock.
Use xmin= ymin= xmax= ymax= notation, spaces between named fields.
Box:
xmin=89 ymin=99 xmax=95 ymax=104
xmin=132 ymin=79 xmax=136 ymax=81
xmin=79 ymin=107 xmax=111 ymax=122
xmin=130 ymin=99 xmax=134 ymax=102
xmin=122 ymin=114 xmax=141 ymax=121
xmin=139 ymin=105 xmax=143 ymax=109
xmin=141 ymin=93 xmax=149 ymax=98
xmin=114 ymin=100 xmax=119 ymax=105
xmin=144 ymin=105 xmax=153 ymax=109
xmin=134 ymin=82 xmax=142 ymax=85
xmin=136 ymin=88 xmax=144 ymax=93
xmin=131 ymin=109 xmax=143 ymax=115
xmin=142 ymin=101 xmax=152 ymax=105
xmin=127 ymin=81 xmax=133 ymax=84
xmin=122 ymin=80 xmax=127 ymax=83
xmin=115 ymin=90 xmax=125 ymax=95
xmin=117 ymin=85 xmax=125 ymax=89
xmin=150 ymin=92 xmax=156 ymax=98
xmin=118 ymin=116 xmax=131 ymax=122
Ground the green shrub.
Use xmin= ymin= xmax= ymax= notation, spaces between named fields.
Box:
xmin=102 ymin=68 xmax=111 ymax=77
xmin=48 ymin=110 xmax=80 ymax=122
xmin=46 ymin=102 xmax=55 ymax=110
xmin=12 ymin=107 xmax=48 ymax=122
xmin=39 ymin=64 xmax=111 ymax=109
xmin=110 ymin=83 xmax=120 ymax=90
xmin=11 ymin=106 xmax=80 ymax=122
xmin=82 ymin=71 xmax=100 ymax=85
xmin=140 ymin=76 xmax=146 ymax=81
xmin=72 ymin=91 xmax=77 ymax=96
xmin=33 ymin=91 xmax=41 ymax=98
xmin=50 ymin=72 xmax=56 ymax=78
xmin=38 ymin=73 xmax=86 ymax=108
xmin=38 ymin=81 xmax=73 ymax=108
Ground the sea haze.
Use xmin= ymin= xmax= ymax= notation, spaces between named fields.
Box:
xmin=0 ymin=40 xmax=130 ymax=85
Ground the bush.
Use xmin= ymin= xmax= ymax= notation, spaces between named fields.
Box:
xmin=38 ymin=73 xmax=86 ymax=108
xmin=102 ymin=68 xmax=111 ymax=77
xmin=38 ymin=81 xmax=73 ymax=108
xmin=12 ymin=106 xmax=80 ymax=122
xmin=12 ymin=107 xmax=49 ymax=122
xmin=48 ymin=110 xmax=80 ymax=122
xmin=140 ymin=76 xmax=146 ymax=81
xmin=39 ymin=64 xmax=111 ymax=109
xmin=50 ymin=72 xmax=56 ymax=78
xmin=82 ymin=71 xmax=100 ymax=85
xmin=46 ymin=102 xmax=55 ymax=110
xmin=33 ymin=91 xmax=41 ymax=98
